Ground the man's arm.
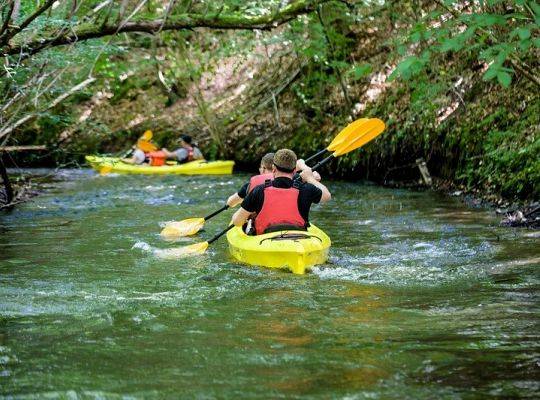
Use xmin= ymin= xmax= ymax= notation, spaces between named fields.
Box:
xmin=227 ymin=182 xmax=249 ymax=207
xmin=161 ymin=148 xmax=175 ymax=158
xmin=232 ymin=186 xmax=263 ymax=225
xmin=227 ymin=193 xmax=243 ymax=208
xmin=231 ymin=207 xmax=252 ymax=227
xmin=297 ymin=159 xmax=331 ymax=203
xmin=296 ymin=159 xmax=332 ymax=203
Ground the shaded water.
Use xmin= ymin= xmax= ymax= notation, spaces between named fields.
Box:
xmin=1 ymin=170 xmax=539 ymax=399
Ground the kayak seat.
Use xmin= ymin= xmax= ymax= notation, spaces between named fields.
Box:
xmin=259 ymin=233 xmax=322 ymax=245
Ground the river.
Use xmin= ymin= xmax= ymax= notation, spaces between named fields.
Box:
xmin=1 ymin=169 xmax=539 ymax=399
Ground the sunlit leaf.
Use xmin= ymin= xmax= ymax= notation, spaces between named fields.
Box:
xmin=496 ymin=71 xmax=512 ymax=88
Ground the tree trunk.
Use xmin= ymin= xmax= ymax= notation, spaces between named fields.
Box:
xmin=0 ymin=155 xmax=13 ymax=206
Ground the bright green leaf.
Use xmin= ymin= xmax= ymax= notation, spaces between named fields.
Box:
xmin=516 ymin=27 xmax=531 ymax=40
xmin=497 ymin=71 xmax=512 ymax=87
xmin=350 ymin=63 xmax=372 ymax=80
xmin=483 ymin=65 xmax=498 ymax=81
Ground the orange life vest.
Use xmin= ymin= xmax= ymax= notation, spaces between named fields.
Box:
xmin=254 ymin=181 xmax=306 ymax=235
xmin=148 ymin=150 xmax=166 ymax=166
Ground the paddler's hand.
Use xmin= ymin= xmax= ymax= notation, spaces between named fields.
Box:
xmin=299 ymin=166 xmax=318 ymax=184
xmin=297 ymin=159 xmax=321 ymax=182
xmin=296 ymin=159 xmax=308 ymax=171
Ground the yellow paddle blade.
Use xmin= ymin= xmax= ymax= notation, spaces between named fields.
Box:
xmin=333 ymin=118 xmax=386 ymax=156
xmin=327 ymin=118 xmax=369 ymax=151
xmin=141 ymin=130 xmax=153 ymax=141
xmin=137 ymin=139 xmax=158 ymax=152
xmin=154 ymin=241 xmax=209 ymax=259
xmin=329 ymin=118 xmax=383 ymax=152
xmin=99 ymin=165 xmax=113 ymax=175
xmin=160 ymin=218 xmax=206 ymax=238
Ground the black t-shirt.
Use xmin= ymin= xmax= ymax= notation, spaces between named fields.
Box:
xmin=241 ymin=177 xmax=323 ymax=222
xmin=237 ymin=182 xmax=250 ymax=199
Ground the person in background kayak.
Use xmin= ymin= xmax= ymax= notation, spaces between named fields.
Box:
xmin=121 ymin=145 xmax=146 ymax=165
xmin=226 ymin=152 xmax=275 ymax=208
xmin=162 ymin=134 xmax=204 ymax=164
xmin=231 ymin=149 xmax=331 ymax=235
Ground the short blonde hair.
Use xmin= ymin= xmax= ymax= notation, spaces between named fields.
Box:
xmin=260 ymin=153 xmax=274 ymax=170
xmin=273 ymin=149 xmax=297 ymax=172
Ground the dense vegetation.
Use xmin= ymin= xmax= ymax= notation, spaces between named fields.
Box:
xmin=1 ymin=0 xmax=538 ymax=200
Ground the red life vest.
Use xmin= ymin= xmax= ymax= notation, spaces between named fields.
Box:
xmin=248 ymin=173 xmax=273 ymax=194
xmin=254 ymin=182 xmax=306 ymax=235
xmin=148 ymin=150 xmax=166 ymax=166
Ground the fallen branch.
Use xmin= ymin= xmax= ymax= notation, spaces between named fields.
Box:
xmin=0 ymin=145 xmax=46 ymax=151
xmin=2 ymin=0 xmax=330 ymax=56
xmin=0 ymin=76 xmax=96 ymax=140
xmin=46 ymin=76 xmax=96 ymax=109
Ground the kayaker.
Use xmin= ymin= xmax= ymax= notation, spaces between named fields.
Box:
xmin=226 ymin=152 xmax=275 ymax=208
xmin=162 ymin=134 xmax=204 ymax=164
xmin=121 ymin=146 xmax=167 ymax=166
xmin=231 ymin=149 xmax=331 ymax=235
xmin=121 ymin=145 xmax=146 ymax=165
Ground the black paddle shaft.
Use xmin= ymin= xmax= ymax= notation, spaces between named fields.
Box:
xmin=304 ymin=148 xmax=328 ymax=164
xmin=311 ymin=154 xmax=334 ymax=172
xmin=294 ymin=154 xmax=334 ymax=181
xmin=207 ymin=225 xmax=234 ymax=245
xmin=204 ymin=204 xmax=229 ymax=221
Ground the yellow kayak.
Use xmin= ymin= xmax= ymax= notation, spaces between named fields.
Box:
xmin=85 ymin=155 xmax=234 ymax=175
xmin=226 ymin=225 xmax=331 ymax=274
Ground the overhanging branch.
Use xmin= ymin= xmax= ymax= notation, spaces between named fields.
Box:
xmin=2 ymin=0 xmax=329 ymax=57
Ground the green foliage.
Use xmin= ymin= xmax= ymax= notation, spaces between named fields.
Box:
xmin=463 ymin=129 xmax=540 ymax=198
xmin=392 ymin=1 xmax=539 ymax=88
xmin=349 ymin=63 xmax=372 ymax=80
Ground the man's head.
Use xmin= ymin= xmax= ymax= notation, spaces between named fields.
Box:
xmin=179 ymin=134 xmax=192 ymax=145
xmin=272 ymin=149 xmax=297 ymax=177
xmin=259 ymin=152 xmax=274 ymax=174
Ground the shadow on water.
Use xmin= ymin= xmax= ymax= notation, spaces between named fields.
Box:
xmin=0 ymin=169 xmax=539 ymax=398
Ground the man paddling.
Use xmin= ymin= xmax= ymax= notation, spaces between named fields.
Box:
xmin=162 ymin=134 xmax=204 ymax=164
xmin=231 ymin=149 xmax=331 ymax=235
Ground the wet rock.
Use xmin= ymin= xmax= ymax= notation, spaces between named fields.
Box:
xmin=500 ymin=204 xmax=540 ymax=228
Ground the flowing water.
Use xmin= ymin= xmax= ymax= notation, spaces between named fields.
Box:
xmin=1 ymin=169 xmax=539 ymax=399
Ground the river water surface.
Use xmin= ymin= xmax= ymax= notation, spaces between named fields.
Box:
xmin=1 ymin=169 xmax=539 ymax=399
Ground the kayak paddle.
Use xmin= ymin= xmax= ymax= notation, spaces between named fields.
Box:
xmin=310 ymin=118 xmax=386 ymax=169
xmin=304 ymin=118 xmax=376 ymax=163
xmin=160 ymin=204 xmax=229 ymax=238
xmin=305 ymin=118 xmax=367 ymax=163
xmin=159 ymin=225 xmax=235 ymax=257
xmin=141 ymin=130 xmax=153 ymax=141
xmin=169 ymin=119 xmax=386 ymax=257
